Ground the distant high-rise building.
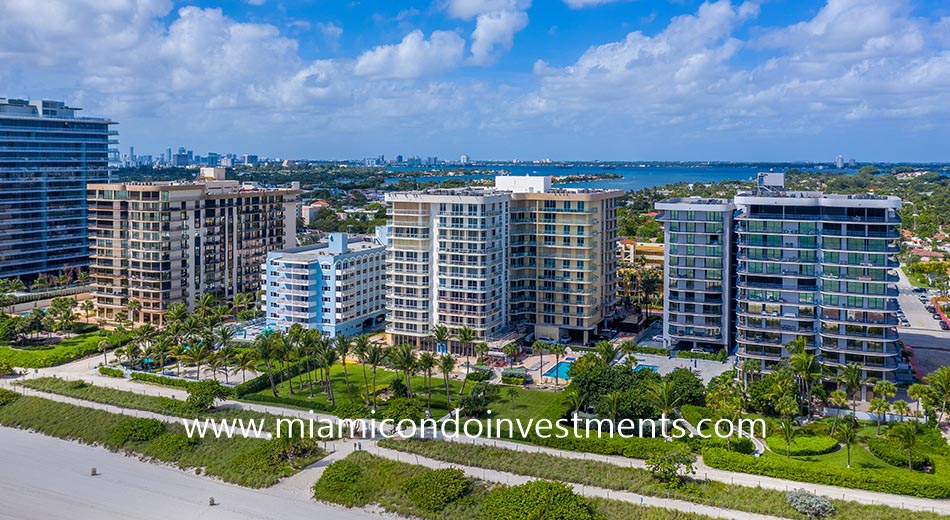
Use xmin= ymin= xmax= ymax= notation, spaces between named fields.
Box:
xmin=459 ymin=154 xmax=470 ymax=165
xmin=165 ymin=148 xmax=172 ymax=163
xmin=0 ymin=98 xmax=116 ymax=281
xmin=396 ymin=155 xmax=404 ymax=163
xmin=848 ymin=159 xmax=856 ymax=168
xmin=89 ymin=168 xmax=299 ymax=325
xmin=835 ymin=155 xmax=844 ymax=169
xmin=243 ymin=154 xmax=259 ymax=166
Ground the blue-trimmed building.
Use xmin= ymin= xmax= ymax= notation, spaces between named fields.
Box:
xmin=0 ymin=98 xmax=116 ymax=282
xmin=263 ymin=231 xmax=387 ymax=337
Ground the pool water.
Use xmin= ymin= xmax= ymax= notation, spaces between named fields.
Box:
xmin=633 ymin=365 xmax=659 ymax=373
xmin=543 ymin=361 xmax=573 ymax=380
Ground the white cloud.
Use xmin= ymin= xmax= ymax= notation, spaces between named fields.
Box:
xmin=317 ymin=22 xmax=343 ymax=49
xmin=563 ymin=0 xmax=622 ymax=8
xmin=354 ymin=30 xmax=465 ymax=79
xmin=443 ymin=0 xmax=531 ymax=65
xmin=470 ymin=9 xmax=529 ymax=65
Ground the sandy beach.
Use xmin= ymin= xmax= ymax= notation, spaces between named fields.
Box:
xmin=0 ymin=426 xmax=382 ymax=520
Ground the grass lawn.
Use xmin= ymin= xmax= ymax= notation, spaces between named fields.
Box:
xmin=249 ymin=362 xmax=471 ymax=417
xmin=482 ymin=385 xmax=567 ymax=423
xmin=0 ymin=332 xmax=106 ymax=368
xmin=902 ymin=266 xmax=933 ymax=288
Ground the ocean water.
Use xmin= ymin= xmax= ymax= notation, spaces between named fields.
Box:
xmin=385 ymin=164 xmax=793 ymax=191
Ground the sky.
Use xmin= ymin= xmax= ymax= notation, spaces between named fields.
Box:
xmin=2 ymin=0 xmax=949 ymax=162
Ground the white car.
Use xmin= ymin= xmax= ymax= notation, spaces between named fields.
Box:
xmin=652 ymin=335 xmax=664 ymax=342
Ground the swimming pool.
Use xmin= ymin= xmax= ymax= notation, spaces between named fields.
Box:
xmin=633 ymin=365 xmax=659 ymax=373
xmin=542 ymin=361 xmax=573 ymax=380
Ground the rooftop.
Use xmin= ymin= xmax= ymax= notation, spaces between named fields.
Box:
xmin=276 ymin=235 xmax=384 ymax=261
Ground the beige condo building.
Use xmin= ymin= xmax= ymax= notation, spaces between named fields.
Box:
xmin=385 ymin=176 xmax=621 ymax=353
xmin=89 ymin=168 xmax=298 ymax=325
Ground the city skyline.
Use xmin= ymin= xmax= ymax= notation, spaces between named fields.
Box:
xmin=3 ymin=0 xmax=950 ymax=162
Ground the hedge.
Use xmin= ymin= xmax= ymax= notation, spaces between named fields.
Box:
xmin=867 ymin=437 xmax=931 ymax=471
xmin=525 ymin=431 xmax=685 ymax=460
xmin=765 ymin=435 xmax=839 ymax=457
xmin=466 ymin=371 xmax=490 ymax=382
xmin=233 ymin=360 xmax=310 ymax=398
xmin=500 ymin=376 xmax=525 ymax=385
xmin=130 ymin=372 xmax=201 ymax=391
xmin=675 ymin=349 xmax=727 ymax=362
xmin=702 ymin=448 xmax=950 ymax=498
xmin=241 ymin=392 xmax=334 ymax=412
xmin=98 ymin=366 xmax=125 ymax=378
xmin=633 ymin=346 xmax=669 ymax=356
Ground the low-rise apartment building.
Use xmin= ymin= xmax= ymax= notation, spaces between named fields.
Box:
xmin=262 ymin=232 xmax=386 ymax=337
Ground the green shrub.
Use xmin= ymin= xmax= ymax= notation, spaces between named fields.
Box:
xmin=233 ymin=360 xmax=309 ymax=397
xmin=149 ymin=433 xmax=198 ymax=459
xmin=130 ymin=372 xmax=201 ymax=391
xmin=98 ymin=366 xmax=124 ymax=378
xmin=703 ymin=447 xmax=950 ymax=498
xmin=480 ymin=480 xmax=599 ymax=520
xmin=500 ymin=376 xmax=525 ymax=385
xmin=186 ymin=380 xmax=230 ymax=411
xmin=241 ymin=392 xmax=334 ymax=412
xmin=0 ymin=388 xmax=19 ymax=406
xmin=312 ymin=459 xmax=366 ymax=507
xmin=787 ymin=489 xmax=835 ymax=519
xmin=675 ymin=350 xmax=722 ymax=361
xmin=109 ymin=418 xmax=165 ymax=446
xmin=867 ymin=436 xmax=931 ymax=470
xmin=0 ymin=332 xmax=113 ymax=368
xmin=404 ymin=468 xmax=468 ymax=512
xmin=466 ymin=371 xmax=489 ymax=382
xmin=766 ymin=435 xmax=838 ymax=456
xmin=633 ymin=346 xmax=669 ymax=356
xmin=526 ymin=431 xmax=683 ymax=460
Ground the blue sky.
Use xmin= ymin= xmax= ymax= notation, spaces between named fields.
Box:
xmin=2 ymin=0 xmax=949 ymax=162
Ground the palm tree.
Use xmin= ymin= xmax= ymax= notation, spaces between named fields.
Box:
xmin=533 ymin=339 xmax=548 ymax=371
xmin=150 ymin=334 xmax=172 ymax=373
xmin=564 ymin=390 xmax=585 ymax=416
xmin=789 ymin=347 xmax=823 ymax=417
xmin=924 ymin=366 xmax=950 ymax=423
xmin=97 ymin=338 xmax=111 ymax=366
xmin=431 ymin=324 xmax=450 ymax=354
xmin=80 ymin=299 xmax=95 ymax=323
xmin=908 ymin=383 xmax=930 ymax=418
xmin=870 ymin=397 xmax=890 ymax=435
xmin=455 ymin=326 xmax=476 ymax=395
xmin=335 ymin=334 xmax=353 ymax=399
xmin=418 ymin=351 xmax=436 ymax=412
xmin=166 ymin=303 xmax=189 ymax=325
xmin=352 ymin=335 xmax=372 ymax=405
xmin=254 ymin=331 xmax=279 ymax=397
xmin=195 ymin=293 xmax=218 ymax=321
xmin=829 ymin=389 xmax=848 ymax=435
xmin=837 ymin=421 xmax=857 ymax=468
xmin=319 ymin=347 xmax=339 ymax=404
xmin=874 ymin=379 xmax=897 ymax=401
xmin=505 ymin=386 xmax=519 ymax=406
xmin=391 ymin=343 xmax=416 ymax=396
xmin=286 ymin=324 xmax=306 ymax=390
xmin=126 ymin=299 xmax=142 ymax=324
xmin=645 ymin=379 xmax=682 ymax=420
xmin=595 ymin=340 xmax=619 ymax=365
xmin=619 ymin=340 xmax=638 ymax=367
xmin=365 ymin=343 xmax=387 ymax=411
xmin=600 ymin=391 xmax=624 ymax=422
xmin=231 ymin=349 xmax=257 ymax=383
xmin=502 ymin=342 xmax=520 ymax=367
xmin=549 ymin=342 xmax=568 ymax=386
xmin=892 ymin=400 xmax=911 ymax=422
xmin=741 ymin=358 xmax=761 ymax=391
xmin=888 ymin=421 xmax=919 ymax=471
xmin=439 ymin=354 xmax=456 ymax=409
xmin=838 ymin=363 xmax=864 ymax=414
xmin=181 ymin=340 xmax=211 ymax=381
xmin=777 ymin=417 xmax=797 ymax=457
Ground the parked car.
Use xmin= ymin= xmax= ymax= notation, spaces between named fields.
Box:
xmin=941 ymin=321 xmax=949 ymax=330
xmin=559 ymin=334 xmax=571 ymax=344
xmin=652 ymin=334 xmax=664 ymax=342
xmin=933 ymin=314 xmax=942 ymax=320
xmin=913 ymin=287 xmax=928 ymax=293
